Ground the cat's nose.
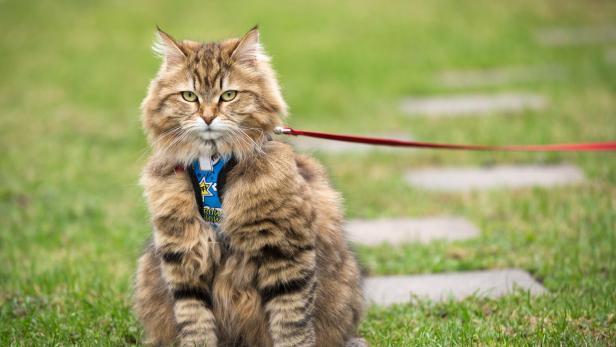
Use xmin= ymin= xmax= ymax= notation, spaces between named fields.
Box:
xmin=202 ymin=114 xmax=216 ymax=125
xmin=201 ymin=105 xmax=217 ymax=125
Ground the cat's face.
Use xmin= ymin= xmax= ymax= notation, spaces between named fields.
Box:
xmin=141 ymin=27 xmax=287 ymax=165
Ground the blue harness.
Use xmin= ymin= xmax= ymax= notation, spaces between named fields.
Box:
xmin=188 ymin=155 xmax=235 ymax=227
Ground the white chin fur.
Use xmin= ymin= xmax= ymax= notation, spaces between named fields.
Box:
xmin=199 ymin=131 xmax=223 ymax=140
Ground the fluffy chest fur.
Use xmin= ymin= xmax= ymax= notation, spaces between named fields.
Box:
xmin=205 ymin=143 xmax=316 ymax=345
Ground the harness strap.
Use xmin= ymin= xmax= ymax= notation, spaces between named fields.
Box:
xmin=172 ymin=137 xmax=269 ymax=224
xmin=187 ymin=164 xmax=205 ymax=219
xmin=175 ymin=157 xmax=237 ymax=222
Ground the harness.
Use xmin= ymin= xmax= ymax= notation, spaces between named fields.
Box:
xmin=183 ymin=155 xmax=237 ymax=228
xmin=175 ymin=137 xmax=268 ymax=228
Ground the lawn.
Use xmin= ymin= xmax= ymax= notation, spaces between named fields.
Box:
xmin=1 ymin=0 xmax=615 ymax=345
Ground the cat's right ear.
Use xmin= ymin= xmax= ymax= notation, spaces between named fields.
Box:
xmin=152 ymin=27 xmax=186 ymax=66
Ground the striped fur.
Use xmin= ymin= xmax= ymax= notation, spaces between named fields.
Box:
xmin=134 ymin=27 xmax=366 ymax=347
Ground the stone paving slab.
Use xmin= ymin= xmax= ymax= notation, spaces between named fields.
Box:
xmin=404 ymin=164 xmax=584 ymax=192
xmin=400 ymin=93 xmax=546 ymax=118
xmin=535 ymin=26 xmax=616 ymax=46
xmin=346 ymin=217 xmax=480 ymax=245
xmin=288 ymin=133 xmax=413 ymax=153
xmin=606 ymin=48 xmax=616 ymax=64
xmin=364 ymin=269 xmax=547 ymax=306
xmin=436 ymin=65 xmax=565 ymax=88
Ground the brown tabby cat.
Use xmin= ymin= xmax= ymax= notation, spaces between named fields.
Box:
xmin=134 ymin=27 xmax=366 ymax=347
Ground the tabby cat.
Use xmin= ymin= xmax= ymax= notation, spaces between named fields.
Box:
xmin=134 ymin=27 xmax=366 ymax=347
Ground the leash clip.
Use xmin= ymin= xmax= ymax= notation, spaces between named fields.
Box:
xmin=274 ymin=126 xmax=292 ymax=135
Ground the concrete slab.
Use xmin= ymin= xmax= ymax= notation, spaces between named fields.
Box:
xmin=436 ymin=65 xmax=565 ymax=88
xmin=404 ymin=164 xmax=584 ymax=192
xmin=346 ymin=217 xmax=480 ymax=245
xmin=364 ymin=269 xmax=547 ymax=306
xmin=288 ymin=133 xmax=414 ymax=153
xmin=606 ymin=48 xmax=616 ymax=64
xmin=400 ymin=93 xmax=546 ymax=118
xmin=535 ymin=26 xmax=616 ymax=46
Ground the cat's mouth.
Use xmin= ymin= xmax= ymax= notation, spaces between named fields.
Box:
xmin=199 ymin=130 xmax=223 ymax=141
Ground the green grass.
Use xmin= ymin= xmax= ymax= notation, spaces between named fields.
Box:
xmin=1 ymin=0 xmax=615 ymax=345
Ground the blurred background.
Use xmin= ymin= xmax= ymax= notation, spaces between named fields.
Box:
xmin=1 ymin=0 xmax=615 ymax=345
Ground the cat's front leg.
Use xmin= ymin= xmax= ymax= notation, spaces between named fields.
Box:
xmin=157 ymin=220 xmax=219 ymax=347
xmin=142 ymin=162 xmax=220 ymax=346
xmin=257 ymin=244 xmax=317 ymax=347
xmin=227 ymin=200 xmax=317 ymax=347
xmin=221 ymin=142 xmax=319 ymax=346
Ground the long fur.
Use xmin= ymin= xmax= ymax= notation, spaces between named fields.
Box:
xmin=133 ymin=27 xmax=366 ymax=347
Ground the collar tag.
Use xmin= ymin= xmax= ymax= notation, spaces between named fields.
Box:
xmin=198 ymin=155 xmax=214 ymax=171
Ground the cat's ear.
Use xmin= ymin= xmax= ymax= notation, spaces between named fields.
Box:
xmin=230 ymin=26 xmax=268 ymax=65
xmin=152 ymin=27 xmax=186 ymax=65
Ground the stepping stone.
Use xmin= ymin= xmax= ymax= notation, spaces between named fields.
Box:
xmin=400 ymin=93 xmax=546 ymax=118
xmin=364 ymin=269 xmax=547 ymax=306
xmin=288 ymin=133 xmax=413 ymax=153
xmin=404 ymin=164 xmax=584 ymax=192
xmin=606 ymin=48 xmax=616 ymax=64
xmin=436 ymin=65 xmax=565 ymax=88
xmin=535 ymin=26 xmax=616 ymax=46
xmin=346 ymin=217 xmax=480 ymax=245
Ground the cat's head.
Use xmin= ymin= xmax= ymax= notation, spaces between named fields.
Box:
xmin=141 ymin=27 xmax=287 ymax=165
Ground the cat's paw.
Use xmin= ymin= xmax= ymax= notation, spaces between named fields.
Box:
xmin=184 ymin=231 xmax=222 ymax=277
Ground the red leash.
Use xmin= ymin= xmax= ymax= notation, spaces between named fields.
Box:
xmin=274 ymin=127 xmax=616 ymax=152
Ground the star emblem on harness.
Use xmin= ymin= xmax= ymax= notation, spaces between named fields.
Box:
xmin=199 ymin=178 xmax=214 ymax=197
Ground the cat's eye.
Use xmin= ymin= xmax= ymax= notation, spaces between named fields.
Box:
xmin=220 ymin=90 xmax=237 ymax=102
xmin=180 ymin=91 xmax=198 ymax=102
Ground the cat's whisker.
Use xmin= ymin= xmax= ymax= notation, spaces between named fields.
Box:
xmin=231 ymin=127 xmax=266 ymax=158
xmin=153 ymin=127 xmax=185 ymax=149
xmin=136 ymin=126 xmax=184 ymax=161
xmin=236 ymin=126 xmax=266 ymax=151
xmin=233 ymin=127 xmax=286 ymax=166
xmin=157 ymin=129 xmax=195 ymax=159
xmin=225 ymin=127 xmax=252 ymax=151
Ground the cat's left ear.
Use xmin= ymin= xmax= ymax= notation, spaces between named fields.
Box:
xmin=229 ymin=26 xmax=269 ymax=65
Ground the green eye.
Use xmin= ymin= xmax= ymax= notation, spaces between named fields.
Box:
xmin=220 ymin=90 xmax=237 ymax=102
xmin=180 ymin=91 xmax=198 ymax=102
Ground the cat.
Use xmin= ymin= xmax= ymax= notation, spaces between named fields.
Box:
xmin=133 ymin=27 xmax=367 ymax=347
